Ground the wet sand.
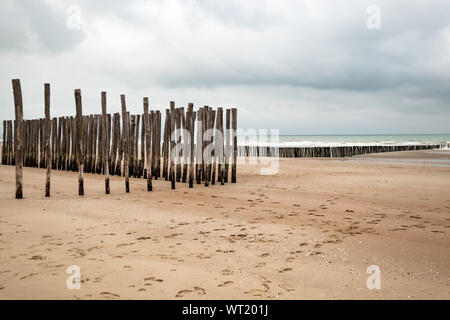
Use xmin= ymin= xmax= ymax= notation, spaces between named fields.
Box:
xmin=0 ymin=150 xmax=449 ymax=299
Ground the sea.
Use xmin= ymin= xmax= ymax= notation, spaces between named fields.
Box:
xmin=238 ymin=134 xmax=450 ymax=148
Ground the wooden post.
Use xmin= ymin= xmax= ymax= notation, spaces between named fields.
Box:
xmin=225 ymin=109 xmax=230 ymax=183
xmin=57 ymin=117 xmax=62 ymax=170
xmin=204 ymin=107 xmax=210 ymax=187
xmin=182 ymin=107 xmax=188 ymax=183
xmin=95 ymin=115 xmax=101 ymax=174
xmin=101 ymin=92 xmax=110 ymax=194
xmin=121 ymin=95 xmax=130 ymax=192
xmin=169 ymin=102 xmax=176 ymax=189
xmin=10 ymin=120 xmax=14 ymax=166
xmin=111 ymin=113 xmax=119 ymax=176
xmin=116 ymin=114 xmax=123 ymax=177
xmin=163 ymin=110 xmax=169 ymax=180
xmin=156 ymin=111 xmax=161 ymax=179
xmin=140 ymin=111 xmax=145 ymax=178
xmin=202 ymin=107 xmax=208 ymax=184
xmin=75 ymin=89 xmax=84 ymax=195
xmin=107 ymin=113 xmax=112 ymax=173
xmin=64 ymin=117 xmax=69 ymax=170
xmin=175 ymin=108 xmax=181 ymax=182
xmin=71 ymin=117 xmax=77 ymax=171
xmin=217 ymin=107 xmax=224 ymax=185
xmin=2 ymin=120 xmax=6 ymax=165
xmin=135 ymin=114 xmax=141 ymax=178
xmin=212 ymin=109 xmax=219 ymax=185
xmin=150 ymin=111 xmax=155 ymax=178
xmin=66 ymin=117 xmax=71 ymax=170
xmin=189 ymin=105 xmax=195 ymax=188
xmin=144 ymin=98 xmax=152 ymax=191
xmin=196 ymin=108 xmax=203 ymax=184
xmin=130 ymin=115 xmax=136 ymax=178
xmin=66 ymin=117 xmax=71 ymax=171
xmin=209 ymin=109 xmax=217 ymax=185
xmin=231 ymin=108 xmax=237 ymax=183
xmin=82 ymin=116 xmax=89 ymax=169
xmin=44 ymin=83 xmax=51 ymax=197
xmin=6 ymin=121 xmax=10 ymax=165
xmin=12 ymin=79 xmax=23 ymax=199
xmin=39 ymin=118 xmax=44 ymax=168
xmin=24 ymin=120 xmax=29 ymax=167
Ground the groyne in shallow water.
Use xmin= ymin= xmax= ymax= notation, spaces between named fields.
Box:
xmin=238 ymin=144 xmax=449 ymax=158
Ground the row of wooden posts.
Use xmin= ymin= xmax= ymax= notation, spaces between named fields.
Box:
xmin=3 ymin=80 xmax=238 ymax=199
xmin=237 ymin=144 xmax=448 ymax=158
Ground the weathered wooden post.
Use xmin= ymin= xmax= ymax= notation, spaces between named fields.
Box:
xmin=70 ymin=117 xmax=76 ymax=171
xmin=156 ymin=111 xmax=161 ymax=179
xmin=204 ymin=107 xmax=210 ymax=187
xmin=231 ymin=108 xmax=237 ymax=183
xmin=44 ymin=83 xmax=51 ymax=197
xmin=224 ymin=109 xmax=230 ymax=183
xmin=182 ymin=107 xmax=188 ymax=183
xmin=1 ymin=121 xmax=6 ymax=165
xmin=212 ymin=109 xmax=219 ymax=185
xmin=176 ymin=108 xmax=182 ymax=182
xmin=12 ymin=79 xmax=23 ymax=199
xmin=140 ymin=111 xmax=145 ymax=178
xmin=163 ymin=110 xmax=170 ymax=180
xmin=149 ymin=111 xmax=155 ymax=178
xmin=144 ymin=98 xmax=152 ymax=191
xmin=217 ymin=107 xmax=224 ymax=185
xmin=101 ymin=92 xmax=110 ymax=194
xmin=121 ymin=95 xmax=130 ymax=192
xmin=110 ymin=113 xmax=118 ymax=175
xmin=169 ymin=101 xmax=176 ymax=190
xmin=74 ymin=89 xmax=84 ymax=196
xmin=188 ymin=104 xmax=195 ymax=188
xmin=196 ymin=108 xmax=203 ymax=184
xmin=130 ymin=115 xmax=137 ymax=178
xmin=5 ymin=121 xmax=10 ymax=165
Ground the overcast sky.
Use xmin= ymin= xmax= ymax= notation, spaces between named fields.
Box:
xmin=1 ymin=0 xmax=449 ymax=135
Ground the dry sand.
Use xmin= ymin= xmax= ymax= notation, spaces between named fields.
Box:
xmin=0 ymin=150 xmax=449 ymax=300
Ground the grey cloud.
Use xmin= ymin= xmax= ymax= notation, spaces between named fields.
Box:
xmin=0 ymin=0 xmax=449 ymax=134
xmin=0 ymin=0 xmax=85 ymax=53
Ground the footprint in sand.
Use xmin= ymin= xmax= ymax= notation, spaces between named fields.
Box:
xmin=19 ymin=272 xmax=38 ymax=280
xmin=278 ymin=268 xmax=293 ymax=273
xmin=144 ymin=276 xmax=164 ymax=283
xmin=137 ymin=236 xmax=151 ymax=240
xmin=279 ymin=283 xmax=295 ymax=293
xmin=221 ymin=269 xmax=233 ymax=276
xmin=218 ymin=281 xmax=233 ymax=287
xmin=176 ymin=287 xmax=206 ymax=297
xmin=29 ymin=255 xmax=46 ymax=260
xmin=176 ymin=290 xmax=193 ymax=298
xmin=100 ymin=292 xmax=120 ymax=299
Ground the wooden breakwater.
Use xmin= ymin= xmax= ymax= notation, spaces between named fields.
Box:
xmin=238 ymin=144 xmax=448 ymax=158
xmin=1 ymin=80 xmax=238 ymax=198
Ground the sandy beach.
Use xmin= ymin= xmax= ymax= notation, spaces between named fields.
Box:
xmin=0 ymin=149 xmax=449 ymax=300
